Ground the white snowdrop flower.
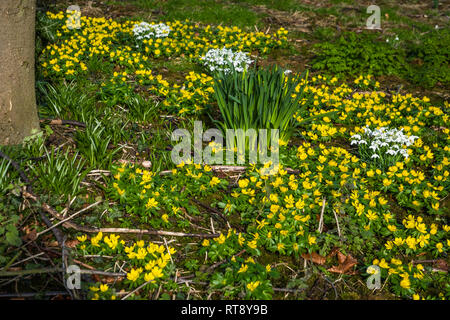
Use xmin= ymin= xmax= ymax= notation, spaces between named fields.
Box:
xmin=369 ymin=144 xmax=378 ymax=151
xmin=132 ymin=22 xmax=170 ymax=43
xmin=386 ymin=149 xmax=398 ymax=156
xmin=284 ymin=69 xmax=292 ymax=75
xmin=371 ymin=154 xmax=380 ymax=159
xmin=200 ymin=47 xmax=253 ymax=74
xmin=351 ymin=125 xmax=419 ymax=161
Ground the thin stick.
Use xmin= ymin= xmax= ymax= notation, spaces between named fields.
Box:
xmin=318 ymin=198 xmax=326 ymax=233
xmin=5 ymin=252 xmax=45 ymax=270
xmin=0 ymin=291 xmax=69 ymax=298
xmin=40 ymin=118 xmax=86 ymax=128
xmin=273 ymin=287 xmax=306 ymax=293
xmin=0 ymin=267 xmax=61 ymax=277
xmin=210 ymin=217 xmax=215 ymax=234
xmin=160 ymin=165 xmax=299 ymax=175
xmin=162 ymin=237 xmax=174 ymax=266
xmin=332 ymin=209 xmax=341 ymax=238
xmin=121 ymin=280 xmax=153 ymax=300
xmin=36 ymin=201 xmax=102 ymax=237
xmin=23 ymin=191 xmax=219 ymax=239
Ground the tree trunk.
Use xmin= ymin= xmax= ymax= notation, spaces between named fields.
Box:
xmin=0 ymin=0 xmax=40 ymax=145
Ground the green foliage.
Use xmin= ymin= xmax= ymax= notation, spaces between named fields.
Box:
xmin=134 ymin=0 xmax=263 ymax=28
xmin=405 ymin=29 xmax=450 ymax=87
xmin=29 ymin=148 xmax=88 ymax=201
xmin=312 ymin=30 xmax=450 ymax=88
xmin=75 ymin=121 xmax=123 ymax=169
xmin=37 ymin=81 xmax=96 ymax=122
xmin=210 ymin=258 xmax=277 ymax=299
xmin=0 ymin=158 xmax=12 ymax=191
xmin=0 ymin=193 xmax=22 ymax=266
xmin=0 ymin=161 xmax=23 ymax=266
xmin=125 ymin=95 xmax=159 ymax=123
xmin=212 ymin=65 xmax=312 ymax=144
xmin=312 ymin=32 xmax=406 ymax=76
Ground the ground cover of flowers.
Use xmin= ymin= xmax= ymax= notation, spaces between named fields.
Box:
xmin=32 ymin=11 xmax=449 ymax=300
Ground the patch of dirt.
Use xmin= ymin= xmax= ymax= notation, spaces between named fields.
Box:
xmin=44 ymin=0 xmax=141 ymax=19
xmin=251 ymin=5 xmax=312 ymax=33
xmin=80 ymin=1 xmax=103 ymax=17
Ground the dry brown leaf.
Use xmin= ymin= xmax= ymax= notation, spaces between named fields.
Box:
xmin=302 ymin=252 xmax=326 ymax=265
xmin=23 ymin=228 xmax=37 ymax=241
xmin=337 ymin=251 xmax=347 ymax=264
xmin=434 ymin=259 xmax=448 ymax=272
xmin=65 ymin=239 xmax=79 ymax=248
xmin=6 ymin=267 xmax=22 ymax=272
xmin=44 ymin=240 xmax=60 ymax=247
xmin=102 ymin=276 xmax=124 ymax=284
xmin=328 ymin=253 xmax=358 ymax=274
xmin=326 ymin=247 xmax=340 ymax=259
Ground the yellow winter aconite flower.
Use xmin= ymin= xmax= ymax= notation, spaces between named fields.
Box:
xmin=379 ymin=259 xmax=389 ymax=269
xmin=400 ymin=275 xmax=411 ymax=289
xmin=146 ymin=197 xmax=159 ymax=209
xmin=247 ymin=240 xmax=257 ymax=249
xmin=144 ymin=272 xmax=155 ymax=282
xmin=209 ymin=176 xmax=221 ymax=187
xmin=308 ymin=235 xmax=316 ymax=245
xmin=238 ymin=264 xmax=248 ymax=273
xmin=91 ymin=232 xmax=103 ymax=247
xmin=246 ymin=281 xmax=260 ymax=292
xmin=127 ymin=268 xmax=142 ymax=282
xmin=367 ymin=266 xmax=378 ymax=275
xmin=238 ymin=179 xmax=249 ymax=188
xmin=104 ymin=234 xmax=120 ymax=250
xmin=215 ymin=233 xmax=226 ymax=244
xmin=387 ymin=225 xmax=397 ymax=232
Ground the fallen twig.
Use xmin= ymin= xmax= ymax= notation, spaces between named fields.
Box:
xmin=121 ymin=280 xmax=153 ymax=300
xmin=318 ymin=198 xmax=326 ymax=233
xmin=191 ymin=198 xmax=229 ymax=227
xmin=36 ymin=201 xmax=102 ymax=238
xmin=0 ymin=291 xmax=70 ymax=298
xmin=205 ymin=249 xmax=246 ymax=273
xmin=40 ymin=118 xmax=86 ymax=128
xmin=332 ymin=209 xmax=342 ymax=238
xmin=24 ymin=191 xmax=220 ymax=239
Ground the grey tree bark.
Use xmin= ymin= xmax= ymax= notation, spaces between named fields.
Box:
xmin=0 ymin=0 xmax=40 ymax=145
